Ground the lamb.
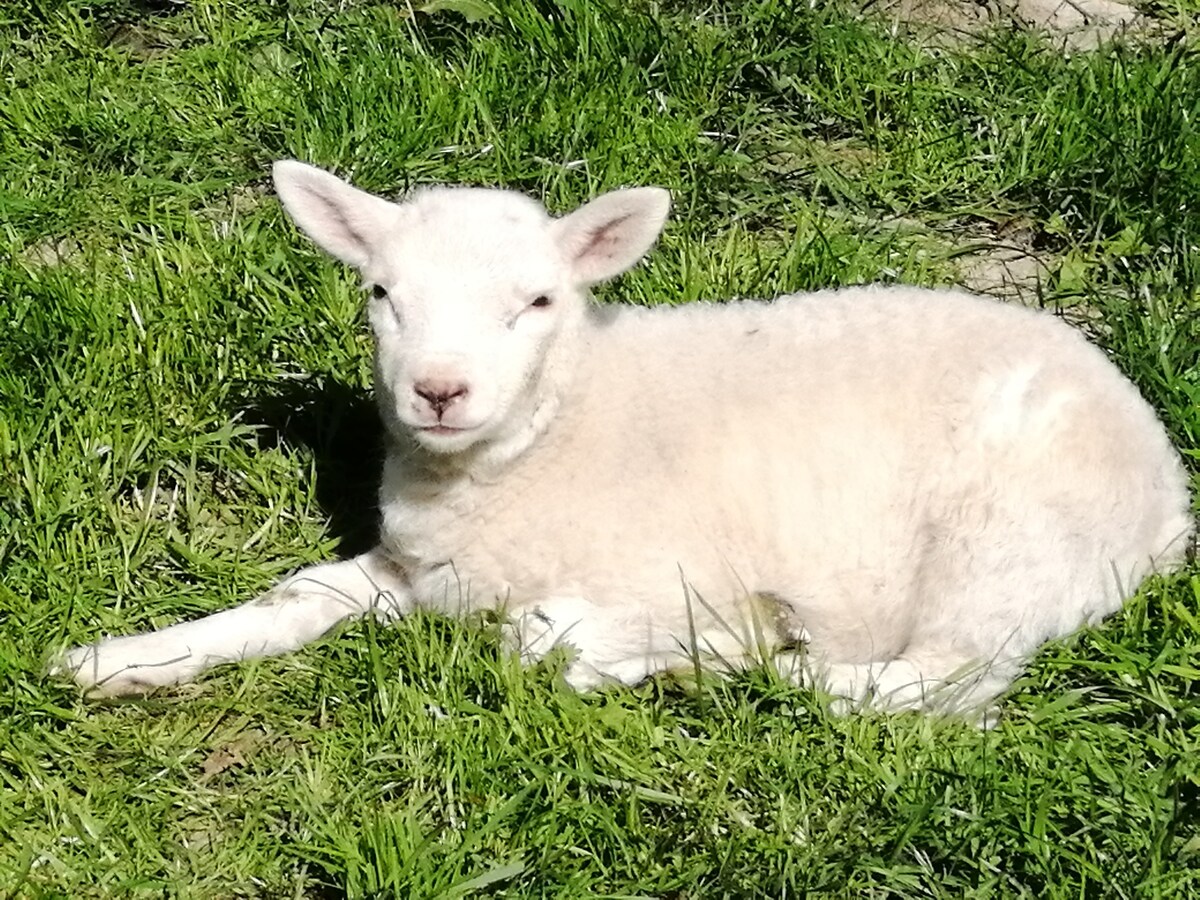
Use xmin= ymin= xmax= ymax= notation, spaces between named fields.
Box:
xmin=56 ymin=160 xmax=1194 ymax=717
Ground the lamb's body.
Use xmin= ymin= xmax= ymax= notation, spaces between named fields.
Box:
xmin=57 ymin=163 xmax=1193 ymax=716
xmin=383 ymin=288 xmax=1190 ymax=700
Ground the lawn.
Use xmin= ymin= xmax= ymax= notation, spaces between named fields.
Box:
xmin=1 ymin=0 xmax=1199 ymax=896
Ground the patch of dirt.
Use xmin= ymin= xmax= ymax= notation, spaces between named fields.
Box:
xmin=199 ymin=730 xmax=263 ymax=780
xmin=950 ymin=219 xmax=1056 ymax=303
xmin=866 ymin=0 xmax=1142 ymax=49
xmin=829 ymin=207 xmax=1060 ymax=303
xmin=105 ymin=22 xmax=184 ymax=58
xmin=20 ymin=237 xmax=84 ymax=269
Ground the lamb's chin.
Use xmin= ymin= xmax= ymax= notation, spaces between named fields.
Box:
xmin=410 ymin=424 xmax=485 ymax=453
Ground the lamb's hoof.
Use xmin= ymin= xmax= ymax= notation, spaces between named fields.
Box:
xmin=49 ymin=640 xmax=188 ymax=698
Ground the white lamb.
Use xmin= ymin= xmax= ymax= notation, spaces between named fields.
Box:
xmin=57 ymin=160 xmax=1194 ymax=717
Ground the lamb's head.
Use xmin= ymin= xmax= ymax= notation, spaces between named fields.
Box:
xmin=272 ymin=160 xmax=669 ymax=456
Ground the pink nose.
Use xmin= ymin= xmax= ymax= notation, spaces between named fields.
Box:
xmin=414 ymin=379 xmax=469 ymax=417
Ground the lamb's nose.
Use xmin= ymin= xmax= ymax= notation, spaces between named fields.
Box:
xmin=414 ymin=380 xmax=469 ymax=416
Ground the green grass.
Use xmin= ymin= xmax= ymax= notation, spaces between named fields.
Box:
xmin=2 ymin=0 xmax=1199 ymax=895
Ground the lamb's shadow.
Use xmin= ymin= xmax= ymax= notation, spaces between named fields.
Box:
xmin=235 ymin=375 xmax=384 ymax=558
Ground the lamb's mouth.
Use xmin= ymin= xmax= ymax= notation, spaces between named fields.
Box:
xmin=417 ymin=424 xmax=473 ymax=437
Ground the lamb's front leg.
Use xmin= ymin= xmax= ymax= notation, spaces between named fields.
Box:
xmin=56 ymin=548 xmax=410 ymax=697
xmin=506 ymin=596 xmax=685 ymax=689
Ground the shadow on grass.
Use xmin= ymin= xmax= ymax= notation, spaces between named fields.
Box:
xmin=236 ymin=375 xmax=384 ymax=559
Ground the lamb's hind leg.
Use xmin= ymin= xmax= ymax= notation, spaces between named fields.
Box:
xmin=55 ymin=548 xmax=411 ymax=697
xmin=783 ymin=512 xmax=1137 ymax=720
xmin=774 ymin=524 xmax=1086 ymax=719
xmin=776 ymin=651 xmax=1019 ymax=720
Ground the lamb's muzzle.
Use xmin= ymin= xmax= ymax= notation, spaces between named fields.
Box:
xmin=414 ymin=378 xmax=470 ymax=418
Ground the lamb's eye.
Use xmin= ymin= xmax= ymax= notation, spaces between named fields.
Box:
xmin=371 ymin=284 xmax=388 ymax=301
xmin=530 ymin=295 xmax=552 ymax=308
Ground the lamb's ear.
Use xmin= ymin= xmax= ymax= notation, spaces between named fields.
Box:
xmin=552 ymin=187 xmax=670 ymax=285
xmin=272 ymin=160 xmax=397 ymax=269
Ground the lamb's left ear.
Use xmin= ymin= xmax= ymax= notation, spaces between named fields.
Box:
xmin=552 ymin=187 xmax=671 ymax=285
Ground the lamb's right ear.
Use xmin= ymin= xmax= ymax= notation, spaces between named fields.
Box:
xmin=272 ymin=160 xmax=397 ymax=269
xmin=552 ymin=187 xmax=671 ymax=285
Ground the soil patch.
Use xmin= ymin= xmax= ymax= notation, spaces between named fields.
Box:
xmin=867 ymin=0 xmax=1141 ymax=49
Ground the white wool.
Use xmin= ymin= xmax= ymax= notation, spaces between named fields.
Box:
xmin=56 ymin=161 xmax=1194 ymax=718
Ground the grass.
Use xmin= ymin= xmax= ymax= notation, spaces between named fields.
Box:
xmin=2 ymin=0 xmax=1199 ymax=895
